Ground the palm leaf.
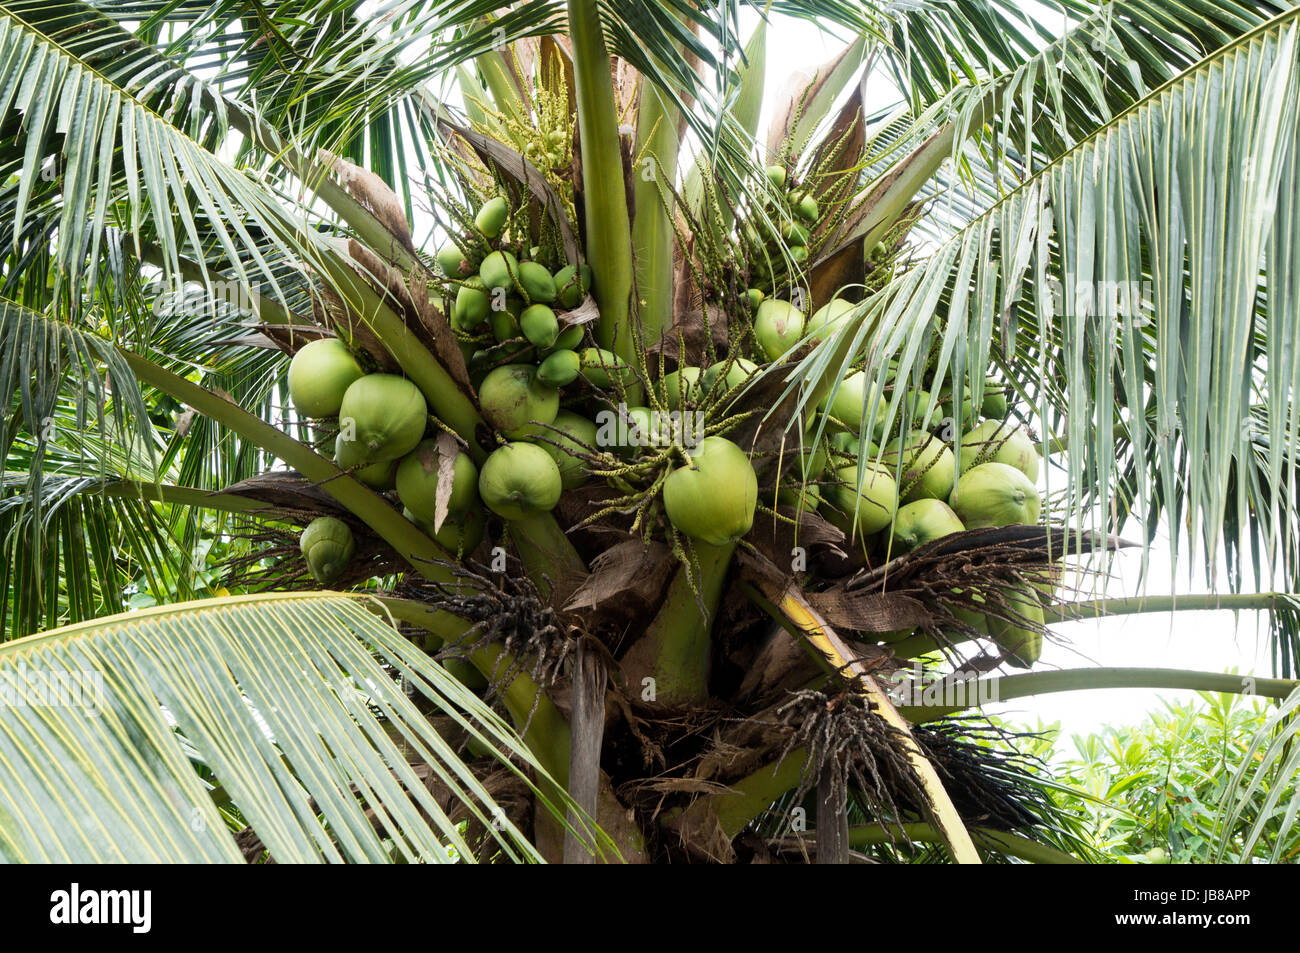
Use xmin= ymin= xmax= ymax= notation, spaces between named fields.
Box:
xmin=0 ymin=592 xmax=581 ymax=862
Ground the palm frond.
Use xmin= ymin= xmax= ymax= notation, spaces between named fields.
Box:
xmin=0 ymin=592 xmax=580 ymax=862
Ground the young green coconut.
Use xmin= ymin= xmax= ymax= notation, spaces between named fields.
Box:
xmin=337 ymin=374 xmax=429 ymax=463
xmin=395 ymin=440 xmax=479 ymax=525
xmin=287 ymin=338 xmax=364 ymax=419
xmin=478 ymin=442 xmax=563 ymax=519
xmin=949 ymin=462 xmax=1041 ymax=528
xmin=300 ymin=516 xmax=356 ymax=584
xmin=662 ymin=436 xmax=758 ymax=546
xmin=478 ymin=364 xmax=560 ymax=438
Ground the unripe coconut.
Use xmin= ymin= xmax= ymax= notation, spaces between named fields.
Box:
xmin=981 ymin=384 xmax=1007 ymax=420
xmin=479 ymin=250 xmax=519 ymax=292
xmin=335 ymin=434 xmax=397 ymax=490
xmin=662 ymin=366 xmax=703 ymax=410
xmin=547 ymin=324 xmax=584 ymax=353
xmin=300 ymin=516 xmax=355 ymax=584
xmin=778 ymin=481 xmax=822 ymax=514
xmin=578 ymin=347 xmax=634 ymax=389
xmin=437 ymin=242 xmax=470 ymax=278
xmin=288 ymin=338 xmax=364 ymax=418
xmin=781 ymin=221 xmax=811 ymax=246
xmin=490 ymin=297 xmax=523 ymax=342
xmin=818 ymin=370 xmax=886 ymax=436
xmin=478 ymin=441 xmax=563 ymax=519
xmin=826 ymin=461 xmax=898 ymax=537
xmin=662 ymin=436 xmax=758 ymax=546
xmin=536 ymin=348 xmax=581 ymax=387
xmin=949 ymin=462 xmax=1041 ymax=528
xmin=789 ymin=245 xmax=809 ymax=265
xmin=454 ymin=276 xmax=490 ymax=329
xmin=791 ymin=190 xmax=819 ymax=222
xmin=883 ymin=429 xmax=956 ymax=502
xmin=804 ymin=298 xmax=855 ymax=344
xmin=745 ymin=288 xmax=765 ymax=310
xmin=985 ymin=585 xmax=1043 ymax=668
xmin=765 ymin=164 xmax=787 ymax=188
xmin=960 ymin=419 xmax=1039 ymax=481
xmin=754 ymin=299 xmax=806 ymax=361
xmin=700 ymin=358 xmax=758 ymax=402
xmin=478 ymin=364 xmax=559 ymax=438
xmin=520 ymin=304 xmax=559 ymax=348
xmin=405 ymin=504 xmax=485 ymax=556
xmin=518 ymin=261 xmax=557 ymax=303
xmin=475 ymin=196 xmax=509 ymax=238
xmin=619 ymin=406 xmax=670 ymax=454
xmin=554 ymin=263 xmax=592 ymax=309
xmin=395 ymin=439 xmax=479 ymax=525
xmin=338 ymin=374 xmax=428 ymax=463
xmin=890 ymin=499 xmax=965 ymax=553
xmin=537 ymin=411 xmax=598 ymax=489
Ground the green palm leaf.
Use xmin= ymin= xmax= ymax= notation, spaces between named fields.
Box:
xmin=0 ymin=592 xmax=574 ymax=862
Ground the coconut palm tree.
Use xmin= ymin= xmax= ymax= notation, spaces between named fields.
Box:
xmin=2 ymin=0 xmax=1299 ymax=863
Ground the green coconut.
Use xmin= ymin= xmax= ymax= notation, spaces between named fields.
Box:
xmin=949 ymin=462 xmax=1041 ymax=528
xmin=662 ymin=366 xmax=704 ymax=410
xmin=754 ymin=299 xmax=806 ymax=361
xmin=745 ymin=288 xmax=765 ymax=310
xmin=287 ymin=338 xmax=364 ymax=419
xmin=700 ymin=358 xmax=758 ymax=402
xmin=981 ymin=384 xmax=1008 ymax=420
xmin=554 ymin=263 xmax=592 ymax=309
xmin=764 ymin=164 xmax=787 ymax=188
xmin=518 ymin=261 xmax=557 ymax=303
xmin=335 ymin=434 xmax=397 ymax=490
xmin=662 ymin=436 xmax=758 ymax=546
xmin=300 ymin=516 xmax=355 ymax=584
xmin=479 ymin=250 xmax=520 ymax=292
xmin=453 ymin=276 xmax=491 ymax=329
xmin=547 ymin=324 xmax=584 ymax=353
xmin=818 ymin=370 xmax=887 ymax=437
xmin=960 ymin=419 xmax=1040 ymax=481
xmin=406 ymin=504 xmax=485 ymax=556
xmin=615 ymin=406 xmax=670 ymax=454
xmin=578 ymin=347 xmax=634 ymax=389
xmin=883 ymin=429 xmax=956 ymax=502
xmin=520 ymin=304 xmax=559 ymax=349
xmin=478 ymin=441 xmax=563 ymax=519
xmin=537 ymin=411 xmax=598 ymax=489
xmin=536 ymin=348 xmax=581 ymax=387
xmin=791 ymin=190 xmax=819 ymax=222
xmin=395 ymin=439 xmax=479 ymax=525
xmin=436 ymin=242 xmax=470 ymax=278
xmin=475 ymin=196 xmax=509 ymax=238
xmin=825 ymin=460 xmax=898 ymax=538
xmin=890 ymin=499 xmax=965 ymax=553
xmin=490 ymin=297 xmax=524 ymax=342
xmin=803 ymin=298 xmax=855 ymax=344
xmin=985 ymin=585 xmax=1044 ymax=668
xmin=337 ymin=374 xmax=428 ymax=463
xmin=478 ymin=364 xmax=559 ymax=438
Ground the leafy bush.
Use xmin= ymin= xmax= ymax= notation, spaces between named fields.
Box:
xmin=1011 ymin=692 xmax=1300 ymax=863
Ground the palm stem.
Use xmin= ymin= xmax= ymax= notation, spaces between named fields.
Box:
xmin=566 ymin=0 xmax=635 ymax=365
xmin=898 ymin=667 xmax=1300 ymax=722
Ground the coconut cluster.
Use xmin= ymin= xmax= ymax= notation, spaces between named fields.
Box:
xmin=781 ymin=348 xmax=1047 ymax=666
